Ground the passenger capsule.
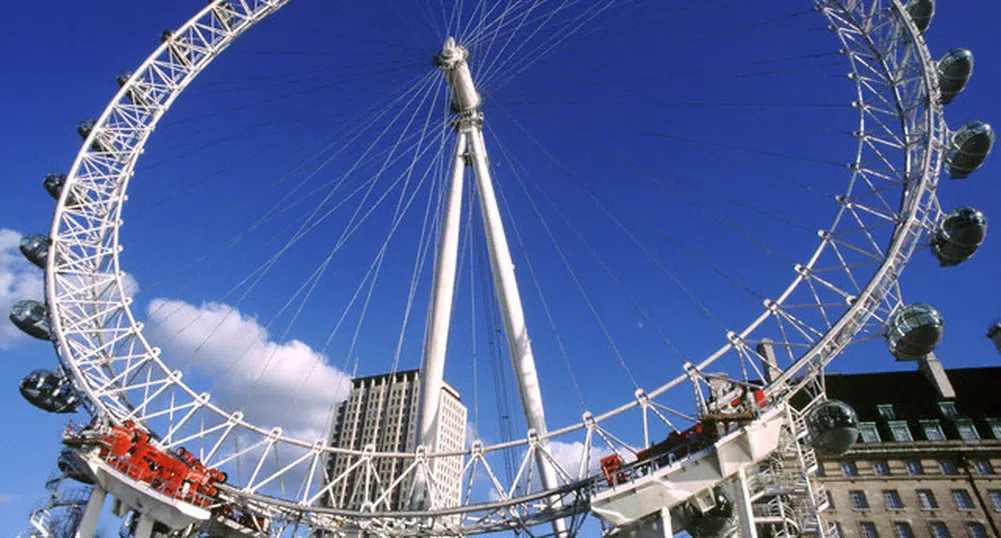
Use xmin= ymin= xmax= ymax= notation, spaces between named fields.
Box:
xmin=905 ymin=0 xmax=935 ymax=33
xmin=209 ymin=0 xmax=236 ymax=29
xmin=116 ymin=70 xmax=131 ymax=88
xmin=807 ymin=399 xmax=859 ymax=456
xmin=162 ymin=29 xmax=193 ymax=65
xmin=681 ymin=487 xmax=734 ymax=538
xmin=9 ymin=300 xmax=51 ymax=340
xmin=43 ymin=173 xmax=67 ymax=200
xmin=948 ymin=121 xmax=995 ymax=179
xmin=19 ymin=370 xmax=79 ymax=414
xmin=18 ymin=234 xmax=50 ymax=269
xmin=931 ymin=207 xmax=987 ymax=266
xmin=886 ymin=303 xmax=944 ymax=360
xmin=937 ymin=49 xmax=974 ymax=105
xmin=57 ymin=449 xmax=94 ymax=484
xmin=42 ymin=173 xmax=82 ymax=207
xmin=77 ymin=119 xmax=115 ymax=153
xmin=116 ymin=70 xmax=150 ymax=107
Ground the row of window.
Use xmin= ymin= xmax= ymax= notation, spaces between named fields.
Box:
xmin=859 ymin=419 xmax=995 ymax=443
xmin=844 ymin=488 xmax=976 ymax=511
xmin=835 ymin=458 xmax=995 ymax=477
xmin=855 ymin=520 xmax=990 ymax=538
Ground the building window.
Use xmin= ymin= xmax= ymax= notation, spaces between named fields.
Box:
xmin=989 ymin=490 xmax=1001 ymax=511
xmin=957 ymin=421 xmax=980 ymax=441
xmin=860 ymin=422 xmax=881 ymax=443
xmin=918 ymin=489 xmax=939 ymax=510
xmin=973 ymin=459 xmax=994 ymax=475
xmin=873 ymin=460 xmax=890 ymax=476
xmin=940 ymin=460 xmax=959 ymax=475
xmin=952 ymin=489 xmax=974 ymax=511
xmin=939 ymin=401 xmax=959 ymax=418
xmin=889 ymin=421 xmax=913 ymax=441
xmin=923 ymin=420 xmax=947 ymax=441
xmin=842 ymin=461 xmax=858 ymax=477
xmin=851 ymin=490 xmax=870 ymax=510
xmin=816 ymin=463 xmax=826 ymax=477
xmin=878 ymin=404 xmax=896 ymax=420
xmin=883 ymin=490 xmax=904 ymax=510
xmin=905 ymin=460 xmax=924 ymax=475
xmin=966 ymin=523 xmax=988 ymax=538
xmin=988 ymin=419 xmax=1001 ymax=440
xmin=859 ymin=521 xmax=879 ymax=538
xmin=826 ymin=490 xmax=835 ymax=510
xmin=930 ymin=522 xmax=951 ymax=538
xmin=893 ymin=522 xmax=914 ymax=538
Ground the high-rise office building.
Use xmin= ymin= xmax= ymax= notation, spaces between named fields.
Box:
xmin=323 ymin=369 xmax=467 ymax=511
xmin=814 ymin=367 xmax=1001 ymax=538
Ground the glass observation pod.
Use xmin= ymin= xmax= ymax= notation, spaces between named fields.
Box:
xmin=948 ymin=121 xmax=995 ymax=179
xmin=209 ymin=0 xmax=236 ymax=29
xmin=18 ymin=234 xmax=50 ymax=269
xmin=938 ymin=49 xmax=974 ymax=104
xmin=161 ymin=29 xmax=194 ymax=65
xmin=116 ymin=70 xmax=150 ymax=107
xmin=43 ymin=173 xmax=67 ymax=201
xmin=806 ymin=399 xmax=860 ymax=456
xmin=9 ymin=299 xmax=51 ymax=340
xmin=905 ymin=0 xmax=935 ymax=33
xmin=19 ymin=370 xmax=80 ymax=414
xmin=886 ymin=303 xmax=944 ymax=360
xmin=932 ymin=207 xmax=988 ymax=266
xmin=57 ymin=448 xmax=94 ymax=484
xmin=679 ymin=486 xmax=734 ymax=538
xmin=77 ymin=119 xmax=115 ymax=153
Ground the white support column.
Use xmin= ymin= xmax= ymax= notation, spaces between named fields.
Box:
xmin=467 ymin=124 xmax=567 ymax=535
xmin=732 ymin=467 xmax=759 ymax=538
xmin=75 ymin=486 xmax=106 ymax=538
xmin=412 ymin=131 xmax=468 ymax=508
xmin=134 ymin=513 xmax=156 ymax=538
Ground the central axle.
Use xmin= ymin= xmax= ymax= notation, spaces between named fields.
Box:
xmin=436 ymin=37 xmax=482 ymax=114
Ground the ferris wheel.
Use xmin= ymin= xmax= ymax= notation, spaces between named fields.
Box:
xmin=10 ymin=0 xmax=997 ymax=536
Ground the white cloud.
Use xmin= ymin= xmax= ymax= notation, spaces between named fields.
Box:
xmin=0 ymin=229 xmax=44 ymax=349
xmin=144 ymin=298 xmax=352 ymax=441
xmin=548 ymin=439 xmax=614 ymax=480
xmin=0 ymin=228 xmax=141 ymax=350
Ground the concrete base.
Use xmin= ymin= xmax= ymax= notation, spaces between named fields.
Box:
xmin=592 ymin=406 xmax=786 ymax=530
xmin=135 ymin=514 xmax=156 ymax=538
xmin=75 ymin=486 xmax=107 ymax=538
xmin=606 ymin=508 xmax=672 ymax=538
xmin=81 ymin=451 xmax=210 ymax=529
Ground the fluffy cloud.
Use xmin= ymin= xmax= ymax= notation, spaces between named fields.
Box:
xmin=548 ymin=439 xmax=615 ymax=481
xmin=144 ymin=298 xmax=352 ymax=441
xmin=0 ymin=229 xmax=44 ymax=349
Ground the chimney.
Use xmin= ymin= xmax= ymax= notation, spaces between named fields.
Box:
xmin=917 ymin=353 xmax=956 ymax=400
xmin=988 ymin=320 xmax=1001 ymax=356
xmin=756 ymin=339 xmax=782 ymax=384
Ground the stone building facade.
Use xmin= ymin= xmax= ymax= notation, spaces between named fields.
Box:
xmin=816 ymin=367 xmax=1001 ymax=538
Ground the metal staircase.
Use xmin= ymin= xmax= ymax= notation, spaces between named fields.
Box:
xmin=19 ymin=470 xmax=92 ymax=538
xmin=744 ymin=402 xmax=838 ymax=538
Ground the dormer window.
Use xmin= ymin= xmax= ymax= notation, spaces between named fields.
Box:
xmin=877 ymin=404 xmax=896 ymax=420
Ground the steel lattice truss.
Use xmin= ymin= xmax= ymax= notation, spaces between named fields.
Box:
xmin=44 ymin=0 xmax=948 ymax=535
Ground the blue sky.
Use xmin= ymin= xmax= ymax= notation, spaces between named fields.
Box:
xmin=1 ymin=1 xmax=999 ymax=535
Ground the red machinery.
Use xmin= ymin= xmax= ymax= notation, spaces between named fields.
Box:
xmin=96 ymin=421 xmax=226 ymax=507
